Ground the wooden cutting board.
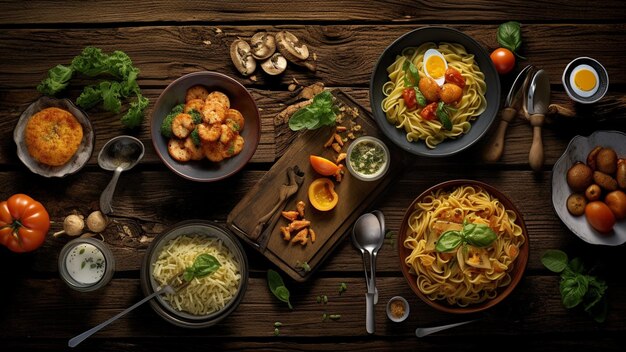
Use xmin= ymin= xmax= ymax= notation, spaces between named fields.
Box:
xmin=227 ymin=90 xmax=404 ymax=281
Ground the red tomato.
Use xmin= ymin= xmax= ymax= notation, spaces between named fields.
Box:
xmin=402 ymin=87 xmax=417 ymax=110
xmin=420 ymin=102 xmax=438 ymax=121
xmin=490 ymin=48 xmax=516 ymax=74
xmin=444 ymin=67 xmax=466 ymax=89
xmin=584 ymin=201 xmax=616 ymax=233
xmin=0 ymin=194 xmax=50 ymax=253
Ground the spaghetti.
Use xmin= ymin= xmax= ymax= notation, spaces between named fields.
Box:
xmin=152 ymin=234 xmax=241 ymax=315
xmin=403 ymin=185 xmax=524 ymax=306
xmin=382 ymin=42 xmax=487 ymax=148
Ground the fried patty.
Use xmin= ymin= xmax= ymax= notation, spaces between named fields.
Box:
xmin=25 ymin=107 xmax=83 ymax=166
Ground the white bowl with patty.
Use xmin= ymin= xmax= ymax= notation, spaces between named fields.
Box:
xmin=14 ymin=96 xmax=94 ymax=177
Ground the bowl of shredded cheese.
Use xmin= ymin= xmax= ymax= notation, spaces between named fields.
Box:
xmin=140 ymin=220 xmax=249 ymax=328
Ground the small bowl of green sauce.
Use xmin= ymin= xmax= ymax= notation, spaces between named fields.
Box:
xmin=346 ymin=136 xmax=390 ymax=181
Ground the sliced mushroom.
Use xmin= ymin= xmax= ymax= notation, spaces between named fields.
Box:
xmin=261 ymin=53 xmax=287 ymax=75
xmin=230 ymin=38 xmax=257 ymax=76
xmin=250 ymin=32 xmax=276 ymax=60
xmin=276 ymin=30 xmax=310 ymax=61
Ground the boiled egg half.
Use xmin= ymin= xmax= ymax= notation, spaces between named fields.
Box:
xmin=423 ymin=49 xmax=447 ymax=86
xmin=569 ymin=64 xmax=599 ymax=97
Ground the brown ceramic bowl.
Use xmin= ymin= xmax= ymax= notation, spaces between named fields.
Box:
xmin=397 ymin=179 xmax=529 ymax=314
xmin=150 ymin=71 xmax=260 ymax=182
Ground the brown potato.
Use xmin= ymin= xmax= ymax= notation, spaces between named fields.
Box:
xmin=585 ymin=184 xmax=602 ymax=201
xmin=596 ymin=147 xmax=618 ymax=175
xmin=593 ymin=171 xmax=618 ymax=191
xmin=566 ymin=193 xmax=587 ymax=216
xmin=566 ymin=162 xmax=594 ymax=192
xmin=586 ymin=146 xmax=602 ymax=170
xmin=617 ymin=159 xmax=626 ymax=189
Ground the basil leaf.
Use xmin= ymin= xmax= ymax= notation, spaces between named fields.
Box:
xmin=497 ymin=21 xmax=526 ymax=59
xmin=435 ymin=231 xmax=463 ymax=252
xmin=413 ymin=87 xmax=427 ymax=107
xmin=267 ymin=269 xmax=293 ymax=309
xmin=192 ymin=254 xmax=221 ymax=278
xmin=289 ymin=91 xmax=336 ymax=131
xmin=541 ymin=249 xmax=569 ymax=273
xmin=435 ymin=101 xmax=453 ymax=131
xmin=560 ymin=275 xmax=588 ymax=309
xmin=567 ymin=257 xmax=585 ymax=275
xmin=183 ymin=254 xmax=221 ymax=282
xmin=497 ymin=21 xmax=522 ymax=53
xmin=463 ymin=222 xmax=497 ymax=247
xmin=584 ymin=277 xmax=607 ymax=312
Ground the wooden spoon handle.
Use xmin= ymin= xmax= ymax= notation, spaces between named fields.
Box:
xmin=529 ymin=113 xmax=545 ymax=172
xmin=483 ymin=107 xmax=517 ymax=162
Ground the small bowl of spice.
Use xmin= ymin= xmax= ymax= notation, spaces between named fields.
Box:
xmin=387 ymin=296 xmax=409 ymax=323
xmin=58 ymin=237 xmax=115 ymax=292
xmin=346 ymin=136 xmax=390 ymax=181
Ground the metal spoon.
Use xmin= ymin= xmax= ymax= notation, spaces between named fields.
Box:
xmin=370 ymin=210 xmax=386 ymax=304
xmin=415 ymin=319 xmax=479 ymax=337
xmin=97 ymin=136 xmax=145 ymax=214
xmin=68 ymin=285 xmax=175 ymax=348
xmin=352 ymin=213 xmax=384 ymax=334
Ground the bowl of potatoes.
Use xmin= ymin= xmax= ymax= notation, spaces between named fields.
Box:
xmin=552 ymin=130 xmax=626 ymax=245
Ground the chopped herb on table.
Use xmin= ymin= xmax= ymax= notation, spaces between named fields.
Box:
xmin=338 ymin=282 xmax=347 ymax=295
xmin=541 ymin=249 xmax=608 ymax=323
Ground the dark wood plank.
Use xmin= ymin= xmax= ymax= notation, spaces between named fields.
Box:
xmin=1 ymin=25 xmax=625 ymax=90
xmin=2 ymin=88 xmax=624 ymax=167
xmin=1 ymin=276 xmax=624 ymax=339
xmin=1 ymin=0 xmax=625 ymax=25
xmin=3 ymin=169 xmax=624 ymax=276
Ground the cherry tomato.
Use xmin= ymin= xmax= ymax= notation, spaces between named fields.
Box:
xmin=584 ymin=201 xmax=616 ymax=233
xmin=420 ymin=102 xmax=438 ymax=121
xmin=490 ymin=48 xmax=516 ymax=74
xmin=0 ymin=194 xmax=50 ymax=253
xmin=444 ymin=67 xmax=466 ymax=89
xmin=402 ymin=87 xmax=417 ymax=110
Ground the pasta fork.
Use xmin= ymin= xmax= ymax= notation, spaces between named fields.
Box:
xmin=68 ymin=274 xmax=189 ymax=348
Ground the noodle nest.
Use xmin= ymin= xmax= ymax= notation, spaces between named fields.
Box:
xmin=152 ymin=234 xmax=242 ymax=316
xmin=402 ymin=184 xmax=526 ymax=308
xmin=381 ymin=42 xmax=487 ymax=149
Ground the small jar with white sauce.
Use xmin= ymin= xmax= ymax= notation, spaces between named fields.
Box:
xmin=346 ymin=136 xmax=390 ymax=181
xmin=58 ymin=237 xmax=115 ymax=292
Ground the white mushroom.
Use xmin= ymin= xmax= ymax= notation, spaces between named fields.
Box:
xmin=275 ymin=31 xmax=317 ymax=72
xmin=261 ymin=53 xmax=288 ymax=75
xmin=250 ymin=32 xmax=276 ymax=60
xmin=230 ymin=38 xmax=257 ymax=76
xmin=86 ymin=211 xmax=108 ymax=233
xmin=53 ymin=214 xmax=85 ymax=237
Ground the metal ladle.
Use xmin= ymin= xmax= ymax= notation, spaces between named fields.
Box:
xmin=97 ymin=136 xmax=145 ymax=215
xmin=352 ymin=212 xmax=384 ymax=334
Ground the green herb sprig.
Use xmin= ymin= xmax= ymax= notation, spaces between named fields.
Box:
xmin=402 ymin=60 xmax=427 ymax=107
xmin=288 ymin=91 xmax=338 ymax=131
xmin=435 ymin=101 xmax=455 ymax=131
xmin=435 ymin=220 xmax=497 ymax=252
xmin=497 ymin=21 xmax=526 ymax=59
xmin=183 ymin=254 xmax=221 ymax=282
xmin=268 ymin=269 xmax=293 ymax=309
xmin=37 ymin=47 xmax=148 ymax=129
xmin=541 ymin=249 xmax=608 ymax=322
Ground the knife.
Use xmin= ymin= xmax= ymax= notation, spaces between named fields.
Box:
xmin=483 ymin=65 xmax=536 ymax=162
xmin=525 ymin=69 xmax=551 ymax=172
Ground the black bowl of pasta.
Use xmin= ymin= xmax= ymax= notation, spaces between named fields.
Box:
xmin=398 ymin=180 xmax=528 ymax=314
xmin=140 ymin=220 xmax=249 ymax=328
xmin=370 ymin=27 xmax=500 ymax=157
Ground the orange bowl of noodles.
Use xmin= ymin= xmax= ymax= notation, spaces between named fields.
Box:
xmin=398 ymin=179 xmax=528 ymax=314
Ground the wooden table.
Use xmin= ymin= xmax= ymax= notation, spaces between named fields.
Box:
xmin=1 ymin=1 xmax=625 ymax=350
